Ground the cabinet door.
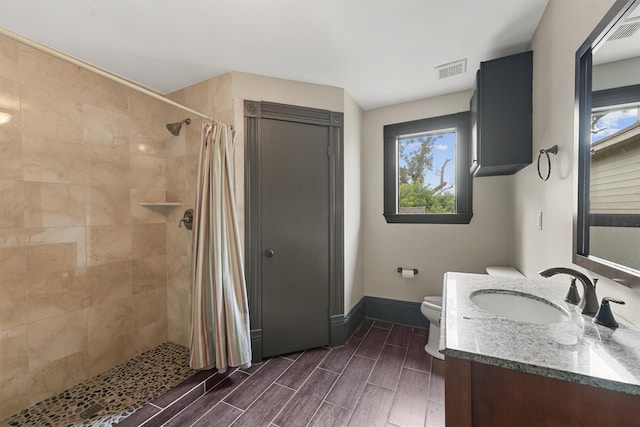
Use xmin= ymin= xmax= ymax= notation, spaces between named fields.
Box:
xmin=471 ymin=51 xmax=532 ymax=177
xmin=445 ymin=356 xmax=640 ymax=427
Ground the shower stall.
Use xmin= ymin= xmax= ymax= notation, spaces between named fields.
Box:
xmin=0 ymin=30 xmax=236 ymax=425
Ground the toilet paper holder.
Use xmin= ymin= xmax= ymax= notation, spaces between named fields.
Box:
xmin=397 ymin=267 xmax=419 ymax=275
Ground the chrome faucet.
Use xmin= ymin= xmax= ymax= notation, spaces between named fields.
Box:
xmin=539 ymin=267 xmax=599 ymax=317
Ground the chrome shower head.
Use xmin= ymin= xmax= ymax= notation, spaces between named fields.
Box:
xmin=166 ymin=118 xmax=191 ymax=136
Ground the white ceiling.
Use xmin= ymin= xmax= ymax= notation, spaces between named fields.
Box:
xmin=0 ymin=0 xmax=549 ymax=110
xmin=594 ymin=2 xmax=640 ymax=65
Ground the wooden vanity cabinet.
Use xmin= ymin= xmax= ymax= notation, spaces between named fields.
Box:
xmin=445 ymin=356 xmax=639 ymax=426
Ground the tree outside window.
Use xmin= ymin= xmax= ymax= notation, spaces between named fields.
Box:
xmin=383 ymin=112 xmax=472 ymax=224
xmin=398 ymin=129 xmax=456 ymax=214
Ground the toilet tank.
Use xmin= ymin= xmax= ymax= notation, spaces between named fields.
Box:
xmin=485 ymin=266 xmax=525 ymax=278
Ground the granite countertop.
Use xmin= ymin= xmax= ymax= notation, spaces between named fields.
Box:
xmin=440 ymin=272 xmax=640 ymax=395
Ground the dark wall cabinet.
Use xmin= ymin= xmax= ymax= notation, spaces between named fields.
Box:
xmin=470 ymin=51 xmax=533 ymax=177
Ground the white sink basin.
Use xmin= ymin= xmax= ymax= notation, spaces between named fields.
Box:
xmin=470 ymin=289 xmax=570 ymax=325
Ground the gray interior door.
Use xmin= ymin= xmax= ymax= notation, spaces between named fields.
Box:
xmin=260 ymin=118 xmax=330 ymax=357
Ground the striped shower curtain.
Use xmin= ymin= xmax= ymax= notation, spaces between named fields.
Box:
xmin=189 ymin=122 xmax=252 ymax=371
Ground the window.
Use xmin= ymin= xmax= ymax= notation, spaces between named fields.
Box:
xmin=383 ymin=112 xmax=472 ymax=224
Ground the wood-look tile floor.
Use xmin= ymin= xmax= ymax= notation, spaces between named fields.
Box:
xmin=118 ymin=319 xmax=445 ymax=427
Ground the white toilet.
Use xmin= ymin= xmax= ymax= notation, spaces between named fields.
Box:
xmin=420 ymin=296 xmax=444 ymax=360
xmin=420 ymin=266 xmax=525 ymax=360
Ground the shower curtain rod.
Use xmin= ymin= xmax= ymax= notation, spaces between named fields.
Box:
xmin=0 ymin=27 xmax=230 ymax=128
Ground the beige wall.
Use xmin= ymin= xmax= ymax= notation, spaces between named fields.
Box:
xmin=0 ymin=35 xmax=171 ymax=418
xmin=343 ymin=92 xmax=365 ymax=312
xmin=165 ymin=75 xmax=234 ymax=346
xmin=362 ymin=91 xmax=514 ymax=302
xmin=514 ymin=0 xmax=640 ymax=326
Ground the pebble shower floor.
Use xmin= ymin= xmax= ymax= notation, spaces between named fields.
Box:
xmin=1 ymin=343 xmax=195 ymax=427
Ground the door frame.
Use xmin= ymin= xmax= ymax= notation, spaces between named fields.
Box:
xmin=244 ymin=100 xmax=345 ymax=362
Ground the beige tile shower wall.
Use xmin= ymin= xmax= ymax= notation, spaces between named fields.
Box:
xmin=165 ymin=74 xmax=234 ymax=347
xmin=166 ymin=74 xmax=236 ymax=346
xmin=0 ymin=35 xmax=170 ymax=419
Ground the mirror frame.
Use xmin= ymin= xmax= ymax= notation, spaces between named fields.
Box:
xmin=574 ymin=0 xmax=640 ymax=287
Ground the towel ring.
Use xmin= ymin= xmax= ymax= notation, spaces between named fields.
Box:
xmin=537 ymin=145 xmax=558 ymax=181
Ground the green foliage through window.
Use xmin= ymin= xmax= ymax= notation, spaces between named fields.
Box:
xmin=383 ymin=111 xmax=472 ymax=224
xmin=397 ymin=130 xmax=456 ymax=214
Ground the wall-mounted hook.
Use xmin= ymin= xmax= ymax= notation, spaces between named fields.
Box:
xmin=537 ymin=145 xmax=558 ymax=181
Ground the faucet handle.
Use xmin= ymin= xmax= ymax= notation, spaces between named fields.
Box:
xmin=564 ymin=278 xmax=580 ymax=305
xmin=593 ymin=297 xmax=625 ymax=328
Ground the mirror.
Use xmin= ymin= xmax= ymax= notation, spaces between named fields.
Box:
xmin=575 ymin=0 xmax=640 ymax=287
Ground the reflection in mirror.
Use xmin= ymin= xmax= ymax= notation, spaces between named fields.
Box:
xmin=575 ymin=0 xmax=640 ymax=286
xmin=589 ymin=84 xmax=640 ymax=271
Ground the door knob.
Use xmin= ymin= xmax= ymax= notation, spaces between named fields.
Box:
xmin=265 ymin=249 xmax=275 ymax=258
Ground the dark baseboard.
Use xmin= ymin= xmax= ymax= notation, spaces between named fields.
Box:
xmin=344 ymin=297 xmax=365 ymax=339
xmin=330 ymin=297 xmax=365 ymax=346
xmin=340 ymin=296 xmax=428 ymax=343
xmin=330 ymin=315 xmax=346 ymax=347
xmin=250 ymin=329 xmax=262 ymax=363
xmin=253 ymin=295 xmax=427 ymax=361
xmin=364 ymin=296 xmax=429 ymax=328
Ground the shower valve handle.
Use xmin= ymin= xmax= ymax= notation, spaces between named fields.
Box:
xmin=265 ymin=249 xmax=275 ymax=258
xmin=178 ymin=209 xmax=193 ymax=230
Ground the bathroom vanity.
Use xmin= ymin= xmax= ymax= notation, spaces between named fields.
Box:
xmin=441 ymin=273 xmax=640 ymax=426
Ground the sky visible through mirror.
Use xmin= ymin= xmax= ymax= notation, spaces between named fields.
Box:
xmin=591 ymin=107 xmax=639 ymax=143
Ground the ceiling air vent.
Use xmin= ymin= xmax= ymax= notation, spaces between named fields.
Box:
xmin=434 ymin=58 xmax=467 ymax=80
xmin=608 ymin=16 xmax=640 ymax=41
